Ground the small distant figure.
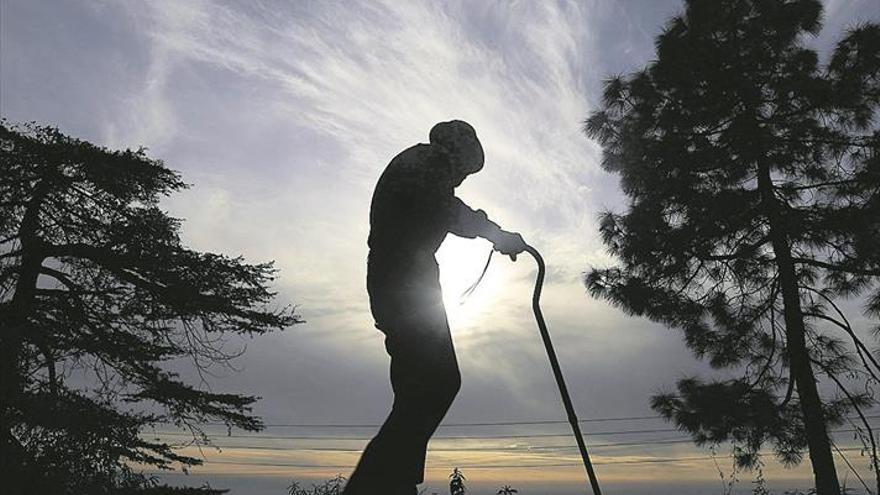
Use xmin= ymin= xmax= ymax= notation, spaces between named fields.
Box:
xmin=342 ymin=121 xmax=526 ymax=495
xmin=449 ymin=467 xmax=467 ymax=495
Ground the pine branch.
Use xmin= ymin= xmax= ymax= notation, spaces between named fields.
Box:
xmin=793 ymin=257 xmax=880 ymax=276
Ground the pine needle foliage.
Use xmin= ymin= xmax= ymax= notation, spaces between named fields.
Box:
xmin=0 ymin=121 xmax=301 ymax=494
xmin=584 ymin=1 xmax=879 ymax=493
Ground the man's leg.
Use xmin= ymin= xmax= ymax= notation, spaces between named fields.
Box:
xmin=343 ymin=302 xmax=460 ymax=494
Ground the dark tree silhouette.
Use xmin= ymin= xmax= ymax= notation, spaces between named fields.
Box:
xmin=0 ymin=121 xmax=301 ymax=494
xmin=288 ymin=475 xmax=346 ymax=495
xmin=496 ymin=485 xmax=518 ymax=495
xmin=449 ymin=467 xmax=466 ymax=495
xmin=584 ymin=1 xmax=879 ymax=493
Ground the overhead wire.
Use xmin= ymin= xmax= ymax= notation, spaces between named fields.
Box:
xmin=141 ymin=412 xmax=880 ymax=477
xmin=225 ymin=415 xmax=662 ymax=428
xmin=142 ymin=428 xmax=880 ymax=451
xmin=143 ymin=424 xmax=880 ymax=442
xmin=178 ymin=447 xmax=872 ymax=471
xmin=190 ymin=413 xmax=880 ymax=429
xmin=186 ymin=437 xmax=696 ymax=453
xmin=143 ymin=427 xmax=687 ymax=441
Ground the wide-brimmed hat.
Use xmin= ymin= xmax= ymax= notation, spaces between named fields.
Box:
xmin=429 ymin=120 xmax=484 ymax=175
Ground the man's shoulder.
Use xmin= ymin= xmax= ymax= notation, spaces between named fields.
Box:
xmin=388 ymin=143 xmax=432 ymax=169
xmin=378 ymin=143 xmax=441 ymax=186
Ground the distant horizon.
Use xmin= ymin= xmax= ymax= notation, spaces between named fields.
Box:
xmin=152 ymin=471 xmax=821 ymax=495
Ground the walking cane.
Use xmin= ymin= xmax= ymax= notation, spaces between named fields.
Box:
xmin=524 ymin=244 xmax=603 ymax=495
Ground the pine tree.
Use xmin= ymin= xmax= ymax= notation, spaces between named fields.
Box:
xmin=584 ymin=1 xmax=879 ymax=493
xmin=0 ymin=121 xmax=301 ymax=494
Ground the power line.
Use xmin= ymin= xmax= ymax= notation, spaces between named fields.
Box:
xmin=200 ymin=437 xmax=696 ymax=453
xmin=192 ymin=448 xmax=870 ymax=471
xmin=832 ymin=440 xmax=872 ymax=495
xmin=203 ymin=456 xmax=718 ymax=470
xmin=136 ymin=409 xmax=880 ymax=478
xmin=182 ymin=413 xmax=880 ymax=429
xmin=143 ymin=426 xmax=682 ymax=441
xmin=150 ymin=433 xmax=880 ymax=455
xmin=143 ymin=423 xmax=880 ymax=442
xmin=242 ymin=415 xmax=662 ymax=428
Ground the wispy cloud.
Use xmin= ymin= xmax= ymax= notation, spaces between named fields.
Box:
xmin=94 ymin=0 xmax=643 ymax=405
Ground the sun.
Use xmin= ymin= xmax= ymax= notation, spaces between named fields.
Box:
xmin=435 ymin=235 xmax=502 ymax=332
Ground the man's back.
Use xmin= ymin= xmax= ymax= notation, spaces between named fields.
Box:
xmin=368 ymin=143 xmax=454 ymax=263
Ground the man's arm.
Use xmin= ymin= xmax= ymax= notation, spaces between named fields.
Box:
xmin=448 ymin=197 xmax=526 ymax=260
xmin=448 ymin=197 xmax=502 ymax=240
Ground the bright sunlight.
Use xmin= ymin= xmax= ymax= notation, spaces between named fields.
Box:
xmin=436 ymin=235 xmax=503 ymax=332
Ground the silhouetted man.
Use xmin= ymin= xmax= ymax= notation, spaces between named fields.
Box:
xmin=343 ymin=121 xmax=526 ymax=494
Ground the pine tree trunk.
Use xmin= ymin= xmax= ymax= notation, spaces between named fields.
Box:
xmin=758 ymin=162 xmax=841 ymax=495
xmin=1 ymin=180 xmax=50 ymax=495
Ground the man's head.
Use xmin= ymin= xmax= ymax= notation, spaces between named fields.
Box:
xmin=429 ymin=120 xmax=484 ymax=185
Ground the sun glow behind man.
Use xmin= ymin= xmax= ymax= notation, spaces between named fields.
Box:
xmin=437 ymin=236 xmax=506 ymax=332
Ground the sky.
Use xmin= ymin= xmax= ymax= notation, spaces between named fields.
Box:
xmin=2 ymin=0 xmax=880 ymax=493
